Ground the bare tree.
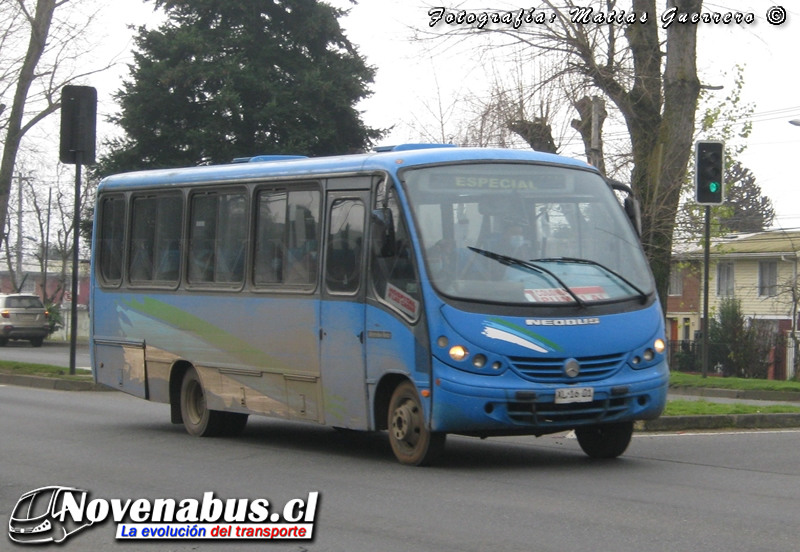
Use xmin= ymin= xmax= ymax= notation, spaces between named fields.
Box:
xmin=0 ymin=0 xmax=105 ymax=256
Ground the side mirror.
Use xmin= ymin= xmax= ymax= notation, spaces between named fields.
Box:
xmin=624 ymin=196 xmax=642 ymax=236
xmin=607 ymin=178 xmax=642 ymax=237
xmin=371 ymin=208 xmax=396 ymax=257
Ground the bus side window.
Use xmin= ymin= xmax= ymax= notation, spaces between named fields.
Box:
xmin=254 ymin=188 xmax=320 ymax=288
xmin=371 ymin=189 xmax=420 ymax=319
xmin=325 ymin=199 xmax=364 ymax=294
xmin=130 ymin=194 xmax=182 ymax=284
xmin=189 ymin=191 xmax=246 ymax=285
xmin=98 ymin=196 xmax=126 ymax=284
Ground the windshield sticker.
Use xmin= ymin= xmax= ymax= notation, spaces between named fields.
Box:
xmin=524 ymin=286 xmax=609 ymax=303
xmin=481 ymin=318 xmax=561 ymax=353
xmin=386 ymin=283 xmax=419 ymax=318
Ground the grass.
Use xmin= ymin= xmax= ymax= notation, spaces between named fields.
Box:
xmin=670 ymin=372 xmax=800 ymax=393
xmin=0 ymin=360 xmax=93 ymax=380
xmin=664 ymin=399 xmax=800 ymax=416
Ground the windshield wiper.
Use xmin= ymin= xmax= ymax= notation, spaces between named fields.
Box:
xmin=532 ymin=257 xmax=649 ymax=303
xmin=467 ymin=247 xmax=587 ymax=308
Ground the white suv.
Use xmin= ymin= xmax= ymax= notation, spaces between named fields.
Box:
xmin=0 ymin=294 xmax=51 ymax=347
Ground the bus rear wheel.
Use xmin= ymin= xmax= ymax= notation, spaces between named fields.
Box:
xmin=575 ymin=421 xmax=634 ymax=459
xmin=388 ymin=381 xmax=446 ymax=466
xmin=180 ymin=367 xmax=248 ymax=437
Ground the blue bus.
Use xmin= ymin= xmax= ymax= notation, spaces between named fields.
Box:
xmin=90 ymin=145 xmax=668 ymax=465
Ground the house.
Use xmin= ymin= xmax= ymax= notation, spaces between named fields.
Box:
xmin=666 ymin=230 xmax=800 ymax=380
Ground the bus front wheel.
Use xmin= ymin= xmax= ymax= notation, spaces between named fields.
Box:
xmin=388 ymin=381 xmax=446 ymax=466
xmin=180 ymin=367 xmax=248 ymax=437
xmin=575 ymin=421 xmax=634 ymax=459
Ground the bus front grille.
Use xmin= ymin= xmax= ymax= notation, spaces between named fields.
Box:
xmin=507 ymin=397 xmax=629 ymax=426
xmin=508 ymin=352 xmax=626 ymax=383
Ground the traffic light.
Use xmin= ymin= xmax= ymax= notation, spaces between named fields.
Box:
xmin=695 ymin=141 xmax=724 ymax=205
xmin=60 ymin=85 xmax=97 ymax=165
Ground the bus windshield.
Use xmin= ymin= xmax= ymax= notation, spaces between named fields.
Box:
xmin=401 ymin=163 xmax=654 ymax=305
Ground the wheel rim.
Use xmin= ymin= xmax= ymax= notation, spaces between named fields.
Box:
xmin=391 ymin=397 xmax=422 ymax=451
xmin=185 ymin=379 xmax=205 ymax=425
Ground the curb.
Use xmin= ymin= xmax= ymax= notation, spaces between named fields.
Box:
xmin=637 ymin=413 xmax=800 ymax=432
xmin=0 ymin=373 xmax=113 ymax=392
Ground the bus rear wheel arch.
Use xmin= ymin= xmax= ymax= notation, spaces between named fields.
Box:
xmin=387 ymin=380 xmax=446 ymax=466
xmin=575 ymin=421 xmax=633 ymax=459
xmin=179 ymin=366 xmax=248 ymax=437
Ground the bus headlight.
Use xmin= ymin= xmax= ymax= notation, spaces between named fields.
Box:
xmin=630 ymin=337 xmax=666 ymax=369
xmin=472 ymin=354 xmax=487 ymax=368
xmin=449 ymin=345 xmax=469 ymax=361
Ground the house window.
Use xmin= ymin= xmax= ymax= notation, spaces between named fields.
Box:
xmin=759 ymin=261 xmax=778 ymax=297
xmin=717 ymin=262 xmax=734 ymax=296
xmin=668 ymin=266 xmax=683 ymax=296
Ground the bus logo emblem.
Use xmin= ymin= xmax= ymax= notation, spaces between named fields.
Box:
xmin=563 ymin=358 xmax=581 ymax=378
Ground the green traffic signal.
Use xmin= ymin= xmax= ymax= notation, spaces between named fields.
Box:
xmin=695 ymin=141 xmax=724 ymax=205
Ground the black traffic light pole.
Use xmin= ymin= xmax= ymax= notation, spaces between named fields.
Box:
xmin=60 ymin=86 xmax=96 ymax=376
xmin=694 ymin=140 xmax=724 ymax=378
xmin=69 ymin=153 xmax=82 ymax=376
xmin=702 ymin=205 xmax=711 ymax=378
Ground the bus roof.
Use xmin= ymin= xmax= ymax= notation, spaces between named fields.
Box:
xmin=97 ymin=146 xmax=596 ymax=192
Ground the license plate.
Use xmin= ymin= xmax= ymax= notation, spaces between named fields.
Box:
xmin=17 ymin=314 xmax=36 ymax=321
xmin=555 ymin=387 xmax=594 ymax=404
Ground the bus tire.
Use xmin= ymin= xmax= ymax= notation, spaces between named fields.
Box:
xmin=180 ymin=367 xmax=227 ymax=437
xmin=388 ymin=381 xmax=446 ymax=466
xmin=575 ymin=421 xmax=634 ymax=459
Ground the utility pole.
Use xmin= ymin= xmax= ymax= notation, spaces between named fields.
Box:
xmin=43 ymin=188 xmax=51 ymax=299
xmin=15 ymin=174 xmax=23 ymax=285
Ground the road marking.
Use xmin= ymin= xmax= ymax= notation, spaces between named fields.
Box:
xmin=636 ymin=429 xmax=800 ymax=437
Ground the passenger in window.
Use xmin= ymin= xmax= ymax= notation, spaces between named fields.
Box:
xmin=498 ymin=221 xmax=535 ymax=260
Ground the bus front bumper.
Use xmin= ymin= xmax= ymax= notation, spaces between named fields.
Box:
xmin=430 ymin=360 xmax=669 ymax=436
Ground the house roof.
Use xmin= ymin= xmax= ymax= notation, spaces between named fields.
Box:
xmin=677 ymin=230 xmax=800 ymax=259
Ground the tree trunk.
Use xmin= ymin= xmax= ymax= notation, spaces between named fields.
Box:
xmin=0 ymin=0 xmax=58 ymax=252
xmin=642 ymin=0 xmax=702 ymax=308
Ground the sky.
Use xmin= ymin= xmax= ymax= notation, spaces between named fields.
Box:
xmin=54 ymin=1 xmax=800 ymax=229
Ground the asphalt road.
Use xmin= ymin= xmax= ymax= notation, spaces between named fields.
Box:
xmin=2 ymin=384 xmax=799 ymax=552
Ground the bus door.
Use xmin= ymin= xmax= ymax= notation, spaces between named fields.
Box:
xmin=320 ymin=186 xmax=370 ymax=429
